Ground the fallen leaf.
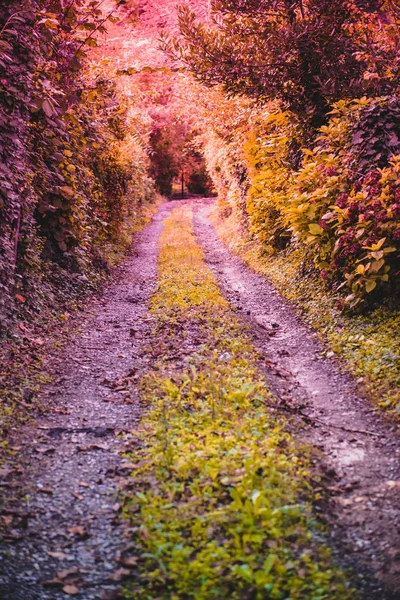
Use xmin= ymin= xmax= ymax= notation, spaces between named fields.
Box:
xmin=386 ymin=480 xmax=400 ymax=489
xmin=78 ymin=481 xmax=90 ymax=488
xmin=36 ymin=447 xmax=56 ymax=455
xmin=37 ymin=487 xmax=53 ymax=495
xmin=72 ymin=492 xmax=83 ymax=501
xmin=15 ymin=294 xmax=26 ymax=303
xmin=109 ymin=568 xmax=131 ymax=581
xmin=67 ymin=526 xmax=86 ymax=536
xmin=119 ymin=555 xmax=139 ymax=568
xmin=120 ymin=462 xmax=138 ymax=470
xmin=77 ymin=444 xmax=108 ymax=452
xmin=57 ymin=567 xmax=79 ymax=580
xmin=46 ymin=550 xmax=67 ymax=559
xmin=63 ymin=584 xmax=80 ymax=595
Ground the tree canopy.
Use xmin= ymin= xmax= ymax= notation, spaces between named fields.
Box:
xmin=169 ymin=0 xmax=400 ymax=125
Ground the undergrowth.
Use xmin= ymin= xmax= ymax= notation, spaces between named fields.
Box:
xmin=123 ymin=206 xmax=355 ymax=599
xmin=212 ymin=209 xmax=400 ymax=414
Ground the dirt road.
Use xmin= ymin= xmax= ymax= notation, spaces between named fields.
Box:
xmin=0 ymin=198 xmax=399 ymax=599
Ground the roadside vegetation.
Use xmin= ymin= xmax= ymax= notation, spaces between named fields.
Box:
xmin=122 ymin=206 xmax=355 ymax=599
xmin=168 ymin=1 xmax=400 ymax=414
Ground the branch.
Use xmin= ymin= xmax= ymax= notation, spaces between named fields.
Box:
xmin=0 ymin=11 xmax=24 ymax=39
xmin=69 ymin=7 xmax=118 ymax=65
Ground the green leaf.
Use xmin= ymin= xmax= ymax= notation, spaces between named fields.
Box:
xmin=263 ymin=554 xmax=277 ymax=575
xmin=309 ymin=223 xmax=323 ymax=235
xmin=365 ymin=280 xmax=377 ymax=293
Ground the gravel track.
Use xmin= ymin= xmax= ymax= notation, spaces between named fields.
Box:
xmin=0 ymin=204 xmax=170 ymax=600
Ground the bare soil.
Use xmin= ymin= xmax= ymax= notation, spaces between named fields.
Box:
xmin=0 ymin=198 xmax=399 ymax=599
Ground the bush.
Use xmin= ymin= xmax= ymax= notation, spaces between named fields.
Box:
xmin=244 ymin=110 xmax=297 ymax=251
xmin=238 ymin=97 xmax=400 ymax=307
xmin=0 ymin=1 xmax=155 ymax=332
xmin=286 ymin=97 xmax=400 ymax=306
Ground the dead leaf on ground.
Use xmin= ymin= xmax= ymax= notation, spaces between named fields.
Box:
xmin=67 ymin=526 xmax=87 ymax=537
xmin=0 ymin=515 xmax=13 ymax=526
xmin=72 ymin=492 xmax=83 ymax=501
xmin=77 ymin=444 xmax=108 ymax=452
xmin=47 ymin=550 xmax=67 ymax=559
xmin=78 ymin=481 xmax=90 ymax=488
xmin=37 ymin=487 xmax=53 ymax=495
xmin=119 ymin=555 xmax=139 ymax=568
xmin=109 ymin=568 xmax=131 ymax=582
xmin=63 ymin=584 xmax=80 ymax=595
xmin=120 ymin=462 xmax=139 ymax=470
xmin=386 ymin=480 xmax=400 ymax=489
xmin=56 ymin=567 xmax=79 ymax=580
xmin=36 ymin=447 xmax=56 ymax=455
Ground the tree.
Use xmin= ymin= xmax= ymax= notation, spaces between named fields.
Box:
xmin=168 ymin=0 xmax=400 ymax=127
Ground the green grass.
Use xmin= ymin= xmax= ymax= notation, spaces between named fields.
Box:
xmin=122 ymin=206 xmax=355 ymax=599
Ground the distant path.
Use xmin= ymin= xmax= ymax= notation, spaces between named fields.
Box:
xmin=193 ymin=198 xmax=400 ymax=599
xmin=0 ymin=203 xmax=170 ymax=600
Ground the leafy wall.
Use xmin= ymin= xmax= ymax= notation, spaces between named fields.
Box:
xmin=0 ymin=1 xmax=155 ymax=332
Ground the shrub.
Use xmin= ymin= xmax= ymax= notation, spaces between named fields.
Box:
xmin=244 ymin=110 xmax=298 ymax=251
xmin=286 ymin=97 xmax=400 ymax=306
xmin=0 ymin=2 xmax=155 ymax=331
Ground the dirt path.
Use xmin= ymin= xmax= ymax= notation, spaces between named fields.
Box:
xmin=1 ymin=198 xmax=399 ymax=599
xmin=0 ymin=204 xmax=170 ymax=600
xmin=193 ymin=198 xmax=400 ymax=598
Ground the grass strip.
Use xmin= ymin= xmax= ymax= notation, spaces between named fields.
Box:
xmin=212 ymin=210 xmax=400 ymax=415
xmin=123 ymin=206 xmax=355 ymax=599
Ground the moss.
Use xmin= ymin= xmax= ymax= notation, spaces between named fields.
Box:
xmin=212 ymin=208 xmax=400 ymax=415
xmin=123 ymin=206 xmax=355 ymax=599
